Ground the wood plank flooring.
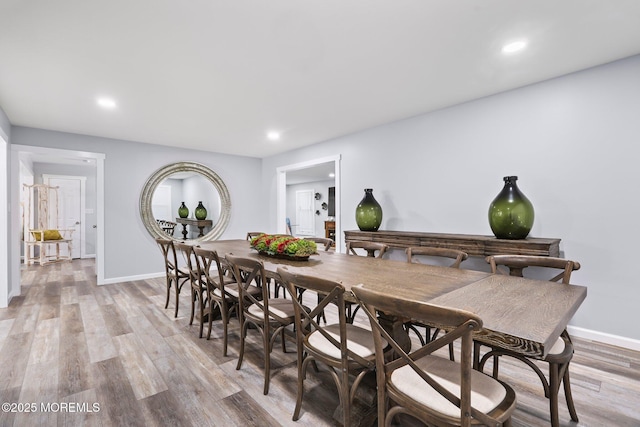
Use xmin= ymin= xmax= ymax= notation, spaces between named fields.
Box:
xmin=1 ymin=259 xmax=639 ymax=426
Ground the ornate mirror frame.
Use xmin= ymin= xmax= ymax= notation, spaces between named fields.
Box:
xmin=140 ymin=162 xmax=231 ymax=242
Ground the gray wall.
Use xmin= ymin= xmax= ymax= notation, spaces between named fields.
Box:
xmin=11 ymin=127 xmax=266 ymax=280
xmin=263 ymin=54 xmax=640 ymax=342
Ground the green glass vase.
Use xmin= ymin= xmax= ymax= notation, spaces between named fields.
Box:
xmin=178 ymin=202 xmax=189 ymax=218
xmin=194 ymin=201 xmax=207 ymax=220
xmin=355 ymin=188 xmax=383 ymax=231
xmin=488 ymin=176 xmax=534 ymax=239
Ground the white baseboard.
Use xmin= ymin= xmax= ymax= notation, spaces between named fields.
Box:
xmin=567 ymin=325 xmax=640 ymax=352
xmin=102 ymin=272 xmax=165 ymax=285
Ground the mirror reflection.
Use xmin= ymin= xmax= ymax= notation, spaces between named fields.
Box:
xmin=140 ymin=162 xmax=231 ymax=242
xmin=151 ymin=172 xmax=222 ymax=239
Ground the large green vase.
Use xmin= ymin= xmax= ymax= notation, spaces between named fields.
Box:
xmin=355 ymin=188 xmax=383 ymax=231
xmin=194 ymin=201 xmax=207 ymax=220
xmin=178 ymin=202 xmax=189 ymax=218
xmin=488 ymin=176 xmax=534 ymax=239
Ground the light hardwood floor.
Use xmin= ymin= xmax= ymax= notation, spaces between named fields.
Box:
xmin=1 ymin=259 xmax=639 ymax=426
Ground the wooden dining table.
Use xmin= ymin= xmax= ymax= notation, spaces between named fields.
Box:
xmin=199 ymin=239 xmax=587 ymax=359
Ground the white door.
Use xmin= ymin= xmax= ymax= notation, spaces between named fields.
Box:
xmin=295 ymin=190 xmax=315 ymax=236
xmin=44 ymin=176 xmax=84 ymax=259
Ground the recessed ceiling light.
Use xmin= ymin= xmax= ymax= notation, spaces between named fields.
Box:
xmin=266 ymin=131 xmax=281 ymax=141
xmin=502 ymin=40 xmax=527 ymax=54
xmin=329 ymin=173 xmax=335 ymax=178
xmin=97 ymin=97 xmax=117 ymax=109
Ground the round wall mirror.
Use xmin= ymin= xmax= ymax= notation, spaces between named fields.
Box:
xmin=140 ymin=162 xmax=231 ymax=242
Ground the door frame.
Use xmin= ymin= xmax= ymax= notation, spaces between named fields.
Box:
xmin=0 ymin=134 xmax=8 ymax=307
xmin=43 ymin=174 xmax=87 ymax=259
xmin=9 ymin=145 xmax=105 ymax=304
xmin=276 ymin=154 xmax=341 ymax=251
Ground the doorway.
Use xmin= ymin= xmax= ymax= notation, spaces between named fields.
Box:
xmin=43 ymin=174 xmax=86 ymax=259
xmin=8 ymin=145 xmax=105 ymax=306
xmin=276 ymin=155 xmax=341 ymax=251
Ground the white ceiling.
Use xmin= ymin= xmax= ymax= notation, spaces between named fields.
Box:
xmin=2 ymin=1 xmax=640 ymax=159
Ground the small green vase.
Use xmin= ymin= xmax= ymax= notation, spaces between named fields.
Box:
xmin=194 ymin=201 xmax=207 ymax=220
xmin=178 ymin=202 xmax=189 ymax=218
xmin=355 ymin=188 xmax=383 ymax=231
xmin=488 ymin=176 xmax=534 ymax=239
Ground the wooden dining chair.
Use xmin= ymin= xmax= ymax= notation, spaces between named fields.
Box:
xmin=405 ymin=247 xmax=469 ymax=359
xmin=226 ymin=254 xmax=296 ymax=395
xmin=305 ymin=236 xmax=335 ymax=251
xmin=346 ymin=241 xmax=388 ymax=258
xmin=246 ymin=231 xmax=265 ymax=241
xmin=341 ymin=241 xmax=389 ymax=323
xmin=174 ymin=242 xmax=208 ymax=337
xmin=277 ymin=268 xmax=384 ymax=426
xmin=155 ymin=237 xmax=190 ymax=318
xmin=478 ymin=255 xmax=581 ymax=427
xmin=193 ymin=247 xmax=251 ymax=356
xmin=352 ymin=284 xmax=517 ymax=427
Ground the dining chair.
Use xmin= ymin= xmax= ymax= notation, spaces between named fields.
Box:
xmin=155 ymin=237 xmax=190 ymax=318
xmin=305 ymin=237 xmax=335 ymax=251
xmin=174 ymin=242 xmax=209 ymax=337
xmin=478 ymin=254 xmax=581 ymax=427
xmin=342 ymin=241 xmax=389 ymax=323
xmin=156 ymin=219 xmax=177 ymax=236
xmin=246 ymin=231 xmax=265 ymax=241
xmin=405 ymin=247 xmax=469 ymax=359
xmin=277 ymin=268 xmax=383 ymax=426
xmin=352 ymin=284 xmax=517 ymax=427
xmin=346 ymin=241 xmax=388 ymax=258
xmin=193 ymin=247 xmax=254 ymax=356
xmin=226 ymin=254 xmax=296 ymax=395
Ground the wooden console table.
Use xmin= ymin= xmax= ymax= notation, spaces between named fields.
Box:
xmin=344 ymin=230 xmax=560 ymax=257
xmin=324 ymin=221 xmax=336 ymax=240
xmin=176 ymin=218 xmax=213 ymax=239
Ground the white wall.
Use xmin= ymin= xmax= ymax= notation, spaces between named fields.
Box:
xmin=11 ymin=127 xmax=266 ymax=282
xmin=264 ymin=54 xmax=640 ymax=343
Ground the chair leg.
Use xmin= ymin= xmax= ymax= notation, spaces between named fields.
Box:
xmin=222 ymin=310 xmax=230 ymax=357
xmin=164 ymin=277 xmax=171 ymax=309
xmin=292 ymin=362 xmax=305 ymax=420
xmin=563 ymin=364 xmax=579 ymax=422
xmin=236 ymin=321 xmax=249 ymax=370
xmin=189 ymin=289 xmax=196 ymax=326
xmin=198 ymin=293 xmax=206 ymax=338
xmin=263 ymin=329 xmax=271 ymax=395
xmin=206 ymin=300 xmax=215 ymax=340
xmin=174 ymin=279 xmax=180 ymax=318
xmin=549 ymin=362 xmax=561 ymax=427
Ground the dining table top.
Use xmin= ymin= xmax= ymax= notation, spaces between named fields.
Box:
xmin=198 ymin=239 xmax=587 ymax=358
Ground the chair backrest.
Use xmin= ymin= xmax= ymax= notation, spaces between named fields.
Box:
xmin=406 ymin=246 xmax=468 ymax=268
xmin=277 ymin=267 xmax=376 ymax=368
xmin=174 ymin=242 xmax=198 ymax=283
xmin=155 ymin=237 xmax=180 ymax=275
xmin=305 ymin=237 xmax=335 ymax=251
xmin=225 ymin=254 xmax=289 ymax=325
xmin=352 ymin=284 xmax=506 ymax=427
xmin=346 ymin=241 xmax=388 ymax=258
xmin=246 ymin=232 xmax=265 ymax=241
xmin=157 ymin=219 xmax=177 ymax=236
xmin=486 ymin=255 xmax=580 ymax=284
xmin=193 ymin=247 xmax=228 ymax=296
